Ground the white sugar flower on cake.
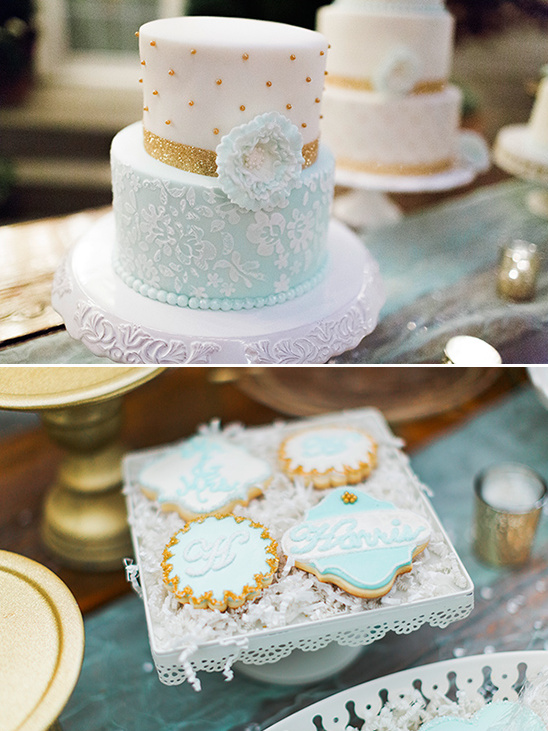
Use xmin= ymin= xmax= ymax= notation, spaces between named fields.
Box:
xmin=216 ymin=112 xmax=305 ymax=212
xmin=373 ymin=47 xmax=422 ymax=96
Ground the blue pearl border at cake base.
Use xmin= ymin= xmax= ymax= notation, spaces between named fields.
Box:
xmin=113 ymin=258 xmax=329 ymax=312
xmin=51 ymin=212 xmax=385 ymax=365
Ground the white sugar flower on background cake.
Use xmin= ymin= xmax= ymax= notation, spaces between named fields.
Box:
xmin=216 ymin=112 xmax=305 ymax=212
xmin=373 ymin=47 xmax=422 ymax=95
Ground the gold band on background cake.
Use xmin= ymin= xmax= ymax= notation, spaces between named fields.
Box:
xmin=338 ymin=156 xmax=455 ymax=176
xmin=326 ymin=75 xmax=447 ymax=95
xmin=144 ymin=128 xmax=319 ymax=177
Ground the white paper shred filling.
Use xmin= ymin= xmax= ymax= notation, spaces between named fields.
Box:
xmin=126 ymin=412 xmax=470 ymax=658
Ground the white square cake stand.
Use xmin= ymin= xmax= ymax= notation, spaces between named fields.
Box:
xmin=51 ymin=212 xmax=384 ymax=364
xmin=123 ymin=408 xmax=474 ymax=688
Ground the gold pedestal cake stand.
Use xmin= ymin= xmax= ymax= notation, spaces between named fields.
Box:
xmin=0 ymin=367 xmax=163 ymax=570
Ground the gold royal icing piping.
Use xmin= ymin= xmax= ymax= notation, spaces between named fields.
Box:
xmin=161 ymin=514 xmax=279 ymax=610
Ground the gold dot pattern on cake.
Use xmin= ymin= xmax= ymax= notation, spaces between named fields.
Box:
xmin=240 ymin=105 xmax=246 ymax=111
xmin=150 ymin=40 xmax=156 ymax=47
xmin=152 ymin=89 xmax=158 ymax=95
xmin=140 ymin=60 xmax=145 ymax=66
xmin=165 ymin=120 xmax=171 ymax=125
xmin=301 ymin=122 xmax=307 ymax=128
xmin=216 ymin=78 xmax=222 ymax=85
xmin=342 ymin=491 xmax=358 ymax=504
xmin=168 ymin=68 xmax=175 ymax=76
xmin=320 ymin=50 xmax=324 ymax=56
xmin=213 ymin=128 xmax=219 ymax=135
xmin=315 ymin=97 xmax=320 ymax=103
xmin=188 ymin=100 xmax=194 ymax=106
xmin=286 ymin=103 xmax=292 ymax=110
xmin=290 ymin=54 xmax=296 ymax=61
xmin=306 ymin=77 xmax=312 ymax=83
xmin=266 ymin=81 xmax=272 ymax=87
xmin=143 ymin=106 xmax=148 ymax=111
xmin=139 ymin=78 xmax=143 ymax=83
xmin=134 ymin=31 xmax=139 ymax=37
xmin=242 ymin=53 xmax=249 ymax=61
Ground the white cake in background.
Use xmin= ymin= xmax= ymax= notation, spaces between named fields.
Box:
xmin=494 ymin=70 xmax=548 ymax=185
xmin=317 ymin=0 xmax=462 ymax=175
xmin=111 ymin=16 xmax=335 ymax=312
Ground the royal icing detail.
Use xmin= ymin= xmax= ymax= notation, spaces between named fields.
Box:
xmin=138 ymin=435 xmax=271 ymax=518
xmin=420 ymin=701 xmax=545 ymax=731
xmin=279 ymin=426 xmax=377 ymax=487
xmin=162 ymin=515 xmax=279 ymax=610
xmin=282 ymin=489 xmax=431 ymax=595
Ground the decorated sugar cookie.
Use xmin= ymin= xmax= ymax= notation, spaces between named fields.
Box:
xmin=138 ymin=435 xmax=272 ymax=519
xmin=420 ymin=701 xmax=545 ymax=731
xmin=162 ymin=514 xmax=279 ymax=611
xmin=282 ymin=488 xmax=431 ymax=598
xmin=279 ymin=425 xmax=377 ymax=488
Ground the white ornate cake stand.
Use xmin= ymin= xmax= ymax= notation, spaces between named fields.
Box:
xmin=52 ymin=211 xmax=384 ymax=364
xmin=494 ymin=124 xmax=548 ymax=218
xmin=333 ymin=130 xmax=491 ymax=229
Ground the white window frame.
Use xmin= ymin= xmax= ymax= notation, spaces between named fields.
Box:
xmin=35 ymin=0 xmax=187 ymax=89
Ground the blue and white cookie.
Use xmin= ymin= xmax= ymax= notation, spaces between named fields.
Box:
xmin=282 ymin=488 xmax=431 ymax=598
xmin=138 ymin=435 xmax=272 ymax=520
xmin=420 ymin=701 xmax=545 ymax=731
xmin=279 ymin=425 xmax=377 ymax=489
xmin=162 ymin=514 xmax=279 ymax=611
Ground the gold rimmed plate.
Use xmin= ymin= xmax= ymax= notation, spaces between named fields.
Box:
xmin=0 ymin=550 xmax=85 ymax=731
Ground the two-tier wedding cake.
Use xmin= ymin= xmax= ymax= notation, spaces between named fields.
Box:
xmin=52 ymin=15 xmax=384 ymax=364
xmin=317 ymin=0 xmax=462 ymax=176
xmin=111 ymin=15 xmax=335 ymax=311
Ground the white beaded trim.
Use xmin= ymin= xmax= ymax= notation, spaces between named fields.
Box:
xmin=113 ymin=256 xmax=329 ymax=311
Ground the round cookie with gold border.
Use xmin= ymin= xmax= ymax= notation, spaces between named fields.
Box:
xmin=162 ymin=514 xmax=279 ymax=611
xmin=279 ymin=425 xmax=377 ymax=489
xmin=137 ymin=434 xmax=272 ymax=520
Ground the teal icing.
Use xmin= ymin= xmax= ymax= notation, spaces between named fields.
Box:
xmin=111 ymin=122 xmax=334 ymax=310
xmin=420 ymin=701 xmax=545 ymax=731
xmin=300 ymin=430 xmax=365 ymax=458
xmin=282 ymin=488 xmax=431 ymax=592
xmin=310 ymin=545 xmax=420 ymax=590
xmin=138 ymin=435 xmax=271 ymax=514
xmin=166 ymin=517 xmax=274 ymax=602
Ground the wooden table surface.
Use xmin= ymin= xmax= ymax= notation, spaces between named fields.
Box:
xmin=0 ymin=365 xmax=528 ymax=616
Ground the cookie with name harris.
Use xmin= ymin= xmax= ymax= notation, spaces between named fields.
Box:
xmin=282 ymin=489 xmax=431 ymax=599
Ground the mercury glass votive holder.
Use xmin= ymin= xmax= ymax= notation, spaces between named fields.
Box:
xmin=497 ymin=240 xmax=540 ymax=302
xmin=473 ymin=463 xmax=547 ymax=566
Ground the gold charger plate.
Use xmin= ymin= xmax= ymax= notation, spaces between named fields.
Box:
xmin=234 ymin=366 xmax=500 ymax=423
xmin=0 ymin=550 xmax=85 ymax=731
xmin=0 ymin=366 xmax=164 ymax=410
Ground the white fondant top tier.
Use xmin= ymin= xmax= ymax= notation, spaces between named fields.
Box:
xmin=529 ymin=76 xmax=548 ymax=148
xmin=139 ymin=16 xmax=328 ymax=151
xmin=317 ymin=0 xmax=454 ymax=87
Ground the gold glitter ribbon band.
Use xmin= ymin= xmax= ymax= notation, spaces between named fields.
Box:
xmin=144 ymin=128 xmax=319 ymax=177
xmin=338 ymin=156 xmax=455 ymax=176
xmin=326 ymin=75 xmax=447 ymax=95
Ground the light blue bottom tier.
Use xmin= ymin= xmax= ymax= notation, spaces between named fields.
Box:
xmin=111 ymin=123 xmax=335 ymax=311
